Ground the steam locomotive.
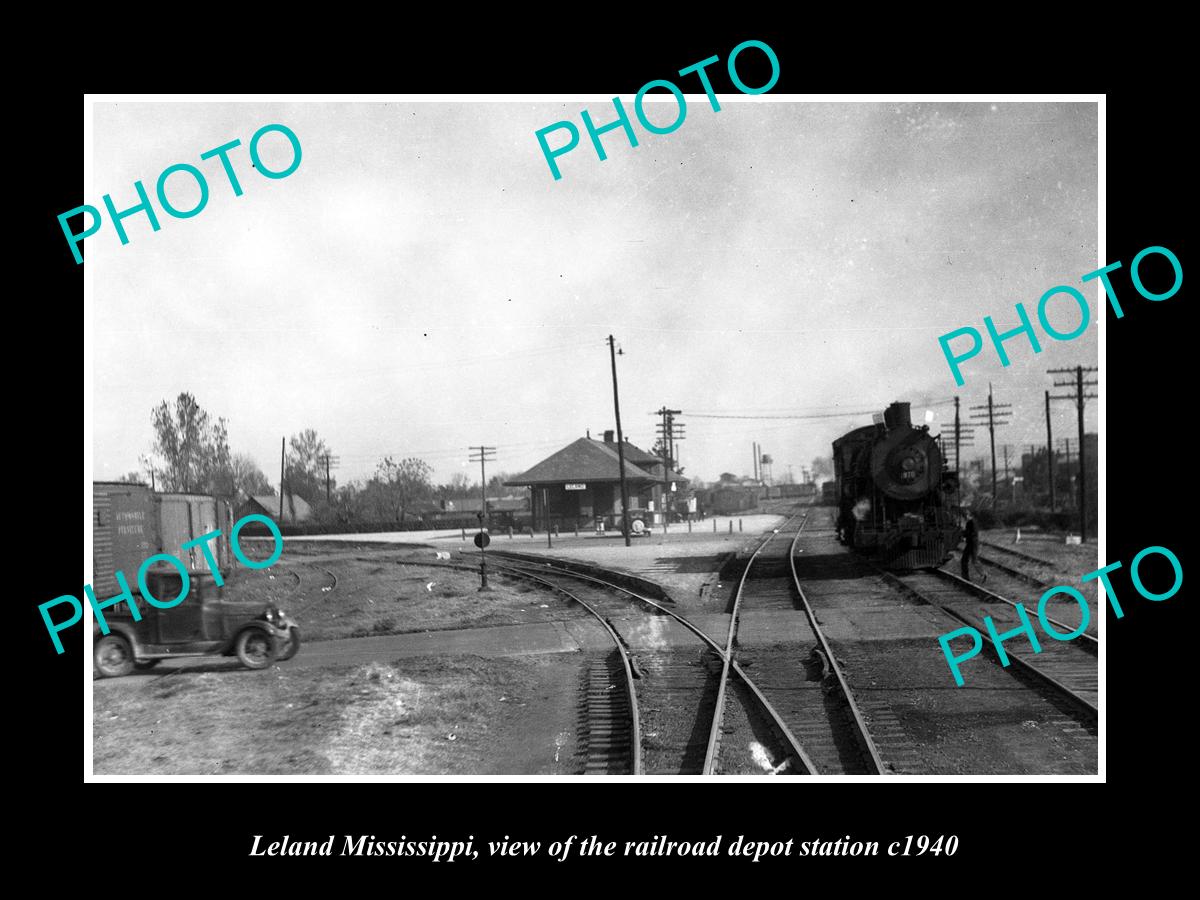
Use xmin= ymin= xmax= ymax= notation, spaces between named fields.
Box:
xmin=832 ymin=401 xmax=961 ymax=570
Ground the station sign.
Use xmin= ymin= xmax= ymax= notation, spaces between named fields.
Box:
xmin=565 ymin=483 xmax=586 ymax=490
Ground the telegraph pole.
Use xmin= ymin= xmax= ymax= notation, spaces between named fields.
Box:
xmin=1044 ymin=390 xmax=1056 ymax=512
xmin=469 ymin=445 xmax=496 ymax=587
xmin=279 ymin=437 xmax=286 ymax=520
xmin=1049 ymin=365 xmax=1098 ymax=540
xmin=608 ymin=336 xmax=631 ymax=546
xmin=321 ymin=453 xmax=341 ymax=504
xmin=655 ymin=406 xmax=683 ymax=529
xmin=969 ymin=384 xmax=1011 ymax=506
xmin=954 ymin=397 xmax=961 ymax=488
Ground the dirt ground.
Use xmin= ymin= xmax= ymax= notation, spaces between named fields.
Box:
xmin=979 ymin=528 xmax=1105 ymax=626
xmin=93 ymin=653 xmax=582 ymax=775
xmin=482 ymin=513 xmax=785 ymax=608
xmin=221 ymin=545 xmax=588 ymax=642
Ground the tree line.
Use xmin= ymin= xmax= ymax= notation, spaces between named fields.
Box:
xmin=119 ymin=392 xmax=517 ymax=526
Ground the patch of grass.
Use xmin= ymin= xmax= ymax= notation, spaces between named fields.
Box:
xmin=220 ymin=560 xmax=574 ymax=642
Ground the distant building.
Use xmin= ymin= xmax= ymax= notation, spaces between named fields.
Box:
xmin=506 ymin=430 xmax=690 ymax=530
xmin=236 ymin=491 xmax=313 ymax=524
xmin=440 ymin=496 xmax=529 ymax=515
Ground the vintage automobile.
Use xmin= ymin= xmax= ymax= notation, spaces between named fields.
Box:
xmin=92 ymin=481 xmax=301 ymax=677
xmin=93 ymin=569 xmax=301 ymax=677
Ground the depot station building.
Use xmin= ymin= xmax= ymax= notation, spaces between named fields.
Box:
xmin=506 ymin=431 xmax=691 ymax=532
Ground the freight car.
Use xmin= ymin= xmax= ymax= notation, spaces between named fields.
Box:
xmin=705 ymin=486 xmax=760 ymax=515
xmin=832 ymin=402 xmax=960 ymax=569
xmin=92 ymin=481 xmax=298 ymax=676
xmin=777 ymin=482 xmax=816 ymax=499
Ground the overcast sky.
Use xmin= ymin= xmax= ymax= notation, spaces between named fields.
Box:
xmin=91 ymin=100 xmax=1097 ymax=489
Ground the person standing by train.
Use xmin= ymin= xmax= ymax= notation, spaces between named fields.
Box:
xmin=960 ymin=513 xmax=987 ymax=582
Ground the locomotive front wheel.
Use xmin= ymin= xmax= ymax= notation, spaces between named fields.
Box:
xmin=236 ymin=630 xmax=275 ymax=670
xmin=94 ymin=635 xmax=135 ymax=678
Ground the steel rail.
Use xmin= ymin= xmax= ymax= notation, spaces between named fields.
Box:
xmin=977 ymin=554 xmax=1050 ymax=589
xmin=880 ymin=570 xmax=1097 ymax=722
xmin=398 ymin=559 xmax=643 ymax=774
xmin=979 ymin=539 xmax=1058 ymax=569
xmin=487 ymin=553 xmax=815 ymax=775
xmin=929 ymin=568 xmax=1097 ymax=652
xmin=788 ymin=517 xmax=888 ymax=774
xmin=701 ymin=513 xmax=821 ymax=775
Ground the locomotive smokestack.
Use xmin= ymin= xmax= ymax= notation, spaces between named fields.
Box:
xmin=883 ymin=402 xmax=912 ymax=430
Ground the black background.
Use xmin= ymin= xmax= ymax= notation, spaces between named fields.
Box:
xmin=24 ymin=27 xmax=1187 ymax=882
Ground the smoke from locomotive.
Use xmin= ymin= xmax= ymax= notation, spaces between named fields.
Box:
xmin=833 ymin=401 xmax=961 ymax=570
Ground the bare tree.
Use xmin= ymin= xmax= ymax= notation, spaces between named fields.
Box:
xmin=232 ymin=453 xmax=273 ymax=498
xmin=375 ymin=456 xmax=433 ymax=525
xmin=286 ymin=428 xmax=332 ymax=503
xmin=149 ymin=393 xmax=233 ymax=495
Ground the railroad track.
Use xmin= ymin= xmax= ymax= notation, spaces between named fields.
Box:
xmin=978 ymin=554 xmax=1049 ymax=589
xmin=885 ymin=569 xmax=1097 ymax=720
xmin=487 ymin=554 xmax=810 ymax=775
xmin=408 ymin=557 xmax=643 ymax=775
xmin=708 ymin=513 xmax=886 ymax=775
xmin=490 ymin=505 xmax=882 ymax=777
xmin=980 ymin=540 xmax=1059 ymax=570
xmin=964 ymin=557 xmax=1100 ymax=641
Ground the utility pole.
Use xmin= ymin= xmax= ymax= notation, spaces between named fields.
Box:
xmin=1044 ymin=390 xmax=1056 ymax=512
xmin=321 ymin=453 xmax=341 ymax=504
xmin=608 ymin=336 xmax=631 ymax=547
xmin=969 ymin=383 xmax=1012 ymax=507
xmin=1049 ymin=365 xmax=1098 ymax=540
xmin=954 ymin=396 xmax=961 ymax=489
xmin=469 ymin=445 xmax=496 ymax=587
xmin=279 ymin=437 xmax=286 ymax=520
xmin=752 ymin=442 xmax=759 ymax=481
xmin=655 ymin=406 xmax=683 ymax=529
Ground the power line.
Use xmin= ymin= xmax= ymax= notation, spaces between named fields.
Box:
xmin=320 ymin=453 xmax=341 ymax=504
xmin=968 ymin=383 xmax=1013 ymax=504
xmin=1048 ymin=365 xmax=1098 ymax=541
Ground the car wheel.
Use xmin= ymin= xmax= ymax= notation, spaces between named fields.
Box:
xmin=94 ymin=634 xmax=135 ymax=678
xmin=236 ymin=629 xmax=275 ymax=670
xmin=133 ymin=659 xmax=161 ymax=671
xmin=277 ymin=627 xmax=301 ymax=661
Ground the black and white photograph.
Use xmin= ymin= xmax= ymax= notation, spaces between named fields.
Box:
xmin=82 ymin=95 xmax=1104 ymax=779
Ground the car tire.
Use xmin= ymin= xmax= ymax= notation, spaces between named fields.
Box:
xmin=235 ymin=628 xmax=275 ymax=670
xmin=94 ymin=634 xmax=135 ymax=678
xmin=277 ymin=627 xmax=301 ymax=661
xmin=133 ymin=659 xmax=161 ymax=671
